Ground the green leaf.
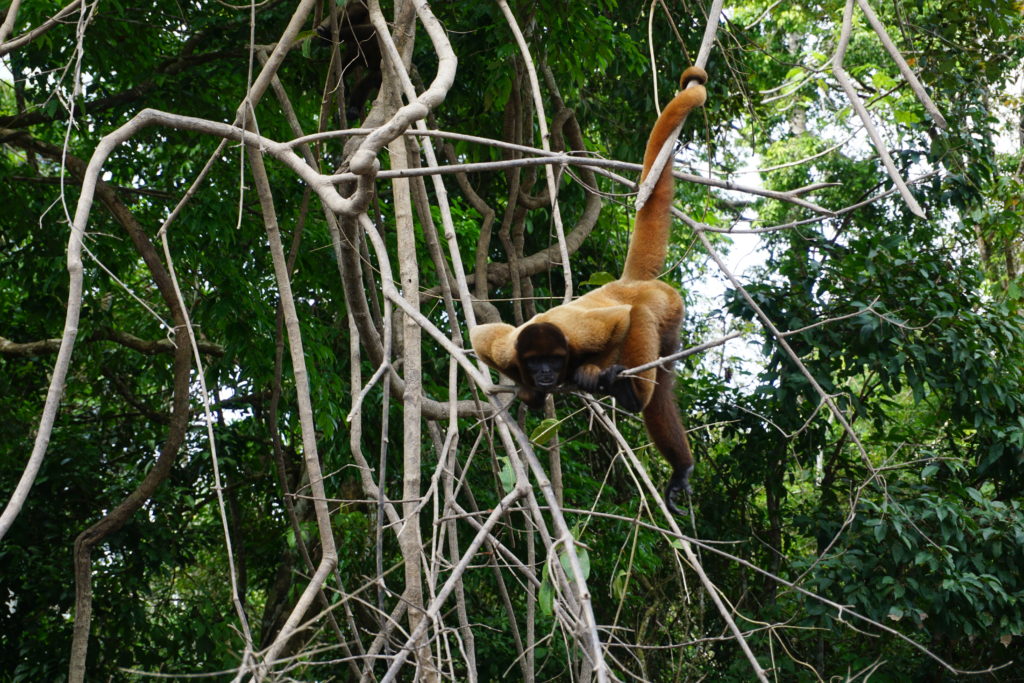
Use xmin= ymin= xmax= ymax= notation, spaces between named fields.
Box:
xmin=498 ymin=457 xmax=515 ymax=494
xmin=539 ymin=575 xmax=554 ymax=617
xmin=580 ymin=271 xmax=616 ymax=287
xmin=784 ymin=66 xmax=805 ymax=81
xmin=894 ymin=109 xmax=922 ymax=124
xmin=559 ymin=545 xmax=591 ymax=581
xmin=871 ymin=71 xmax=899 ymax=90
xmin=612 ymin=569 xmax=629 ymax=601
xmin=531 ymin=418 xmax=560 ymax=445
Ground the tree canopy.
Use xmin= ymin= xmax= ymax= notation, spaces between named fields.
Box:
xmin=1 ymin=0 xmax=1023 ymax=680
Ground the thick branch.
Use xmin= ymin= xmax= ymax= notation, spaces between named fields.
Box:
xmin=0 ymin=330 xmax=224 ymax=358
xmin=0 ymin=0 xmax=82 ymax=57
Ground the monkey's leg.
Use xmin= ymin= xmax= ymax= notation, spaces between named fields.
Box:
xmin=613 ymin=304 xmax=666 ymax=409
xmin=643 ymin=364 xmax=694 ymax=516
xmin=627 ymin=296 xmax=692 ymax=514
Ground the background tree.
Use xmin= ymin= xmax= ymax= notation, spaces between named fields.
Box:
xmin=1 ymin=0 xmax=1022 ymax=680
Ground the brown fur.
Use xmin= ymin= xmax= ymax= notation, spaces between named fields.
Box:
xmin=470 ymin=66 xmax=707 ymax=514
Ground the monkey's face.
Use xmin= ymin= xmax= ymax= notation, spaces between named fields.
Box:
xmin=523 ymin=354 xmax=567 ymax=390
xmin=516 ymin=322 xmax=571 ymax=390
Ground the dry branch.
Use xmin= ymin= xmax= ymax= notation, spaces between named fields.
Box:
xmin=0 ymin=0 xmax=82 ymax=57
xmin=833 ymin=0 xmax=926 ymax=217
xmin=1 ymin=0 xmax=974 ymax=679
xmin=496 ymin=0 xmax=573 ymax=304
xmin=583 ymin=399 xmax=769 ymax=682
xmin=0 ymin=330 xmax=224 ymax=357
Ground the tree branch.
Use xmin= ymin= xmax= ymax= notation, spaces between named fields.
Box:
xmin=0 ymin=330 xmax=224 ymax=358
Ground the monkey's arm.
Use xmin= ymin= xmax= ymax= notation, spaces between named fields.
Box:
xmin=469 ymin=322 xmax=519 ymax=376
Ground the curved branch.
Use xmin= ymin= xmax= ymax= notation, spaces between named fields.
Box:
xmin=496 ymin=0 xmax=573 ymax=304
xmin=50 ymin=144 xmax=198 ymax=683
xmin=0 ymin=121 xmax=194 ymax=541
xmin=347 ymin=0 xmax=456 ymax=178
xmin=0 ymin=0 xmax=82 ymax=57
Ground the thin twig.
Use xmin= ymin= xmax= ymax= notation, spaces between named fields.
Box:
xmin=496 ymin=0 xmax=574 ymax=304
xmin=832 ymin=0 xmax=925 ymax=218
xmin=0 ymin=0 xmax=82 ymax=57
xmin=619 ymin=331 xmax=743 ymax=377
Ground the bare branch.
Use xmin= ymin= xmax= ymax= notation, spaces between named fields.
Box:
xmin=0 ymin=330 xmax=224 ymax=357
xmin=833 ymin=0 xmax=926 ymax=218
xmin=0 ymin=0 xmax=82 ymax=57
xmin=245 ymin=132 xmax=337 ymax=680
xmin=496 ymin=0 xmax=573 ymax=303
xmin=583 ymin=399 xmax=770 ymax=682
xmin=619 ymin=330 xmax=743 ymax=377
xmin=854 ymin=0 xmax=947 ymax=129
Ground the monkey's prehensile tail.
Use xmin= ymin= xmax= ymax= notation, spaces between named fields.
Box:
xmin=620 ymin=66 xmax=707 ymax=282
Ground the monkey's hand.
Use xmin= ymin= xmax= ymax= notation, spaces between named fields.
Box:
xmin=574 ymin=364 xmax=643 ymax=413
xmin=572 ymin=364 xmax=603 ymax=393
xmin=600 ymin=365 xmax=644 ymax=413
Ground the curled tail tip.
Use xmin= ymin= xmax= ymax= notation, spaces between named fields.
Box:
xmin=680 ymin=66 xmax=708 ymax=89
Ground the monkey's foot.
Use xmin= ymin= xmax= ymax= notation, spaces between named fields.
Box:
xmin=664 ymin=465 xmax=694 ymax=516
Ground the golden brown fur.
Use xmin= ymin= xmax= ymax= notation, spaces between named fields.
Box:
xmin=470 ymin=66 xmax=707 ymax=514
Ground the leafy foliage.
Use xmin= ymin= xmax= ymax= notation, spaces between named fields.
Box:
xmin=1 ymin=0 xmax=1023 ymax=679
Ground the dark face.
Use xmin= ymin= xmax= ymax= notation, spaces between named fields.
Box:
xmin=516 ymin=322 xmax=571 ymax=390
xmin=523 ymin=355 xmax=566 ymax=390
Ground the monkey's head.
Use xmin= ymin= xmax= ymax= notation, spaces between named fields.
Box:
xmin=516 ymin=322 xmax=570 ymax=390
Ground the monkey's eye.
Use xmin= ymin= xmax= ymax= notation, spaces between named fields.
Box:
xmin=526 ymin=356 xmax=563 ymax=371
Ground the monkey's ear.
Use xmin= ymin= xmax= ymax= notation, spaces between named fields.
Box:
xmin=543 ymin=304 xmax=632 ymax=354
xmin=469 ymin=322 xmax=518 ymax=371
